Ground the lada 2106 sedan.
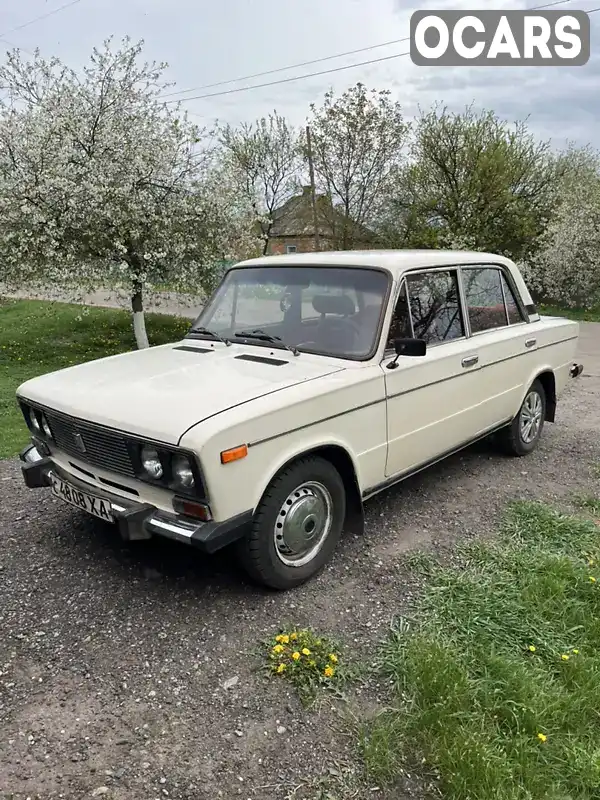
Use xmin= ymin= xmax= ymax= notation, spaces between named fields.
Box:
xmin=17 ymin=250 xmax=584 ymax=590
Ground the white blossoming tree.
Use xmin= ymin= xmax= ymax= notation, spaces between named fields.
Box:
xmin=305 ymin=83 xmax=409 ymax=249
xmin=218 ymin=112 xmax=302 ymax=254
xmin=525 ymin=147 xmax=600 ymax=310
xmin=0 ymin=37 xmax=261 ymax=348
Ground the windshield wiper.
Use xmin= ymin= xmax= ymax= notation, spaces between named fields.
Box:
xmin=234 ymin=328 xmax=299 ymax=356
xmin=188 ymin=326 xmax=231 ymax=346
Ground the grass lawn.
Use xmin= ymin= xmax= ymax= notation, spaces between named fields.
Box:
xmin=361 ymin=500 xmax=600 ymax=799
xmin=0 ymin=298 xmax=191 ymax=459
xmin=539 ymin=304 xmax=600 ymax=323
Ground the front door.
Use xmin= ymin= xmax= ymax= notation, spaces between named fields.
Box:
xmin=383 ymin=268 xmax=491 ymax=478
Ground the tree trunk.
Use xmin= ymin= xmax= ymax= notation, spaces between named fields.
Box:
xmin=131 ymin=284 xmax=150 ymax=349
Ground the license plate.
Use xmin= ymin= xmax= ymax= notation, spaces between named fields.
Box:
xmin=50 ymin=475 xmax=115 ymax=523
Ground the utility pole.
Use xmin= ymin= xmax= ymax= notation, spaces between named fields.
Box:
xmin=305 ymin=125 xmax=320 ymax=252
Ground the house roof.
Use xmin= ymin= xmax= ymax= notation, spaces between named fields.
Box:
xmin=269 ymin=186 xmax=372 ymax=240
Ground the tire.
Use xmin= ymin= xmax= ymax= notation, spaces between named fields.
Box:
xmin=497 ymin=378 xmax=546 ymax=456
xmin=236 ymin=455 xmax=346 ymax=591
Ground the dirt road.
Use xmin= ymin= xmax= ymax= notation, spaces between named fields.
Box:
xmin=0 ymin=324 xmax=598 ymax=799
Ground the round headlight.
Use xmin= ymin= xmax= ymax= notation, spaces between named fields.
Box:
xmin=29 ymin=408 xmax=40 ymax=431
xmin=40 ymin=414 xmax=52 ymax=438
xmin=172 ymin=454 xmax=195 ymax=489
xmin=141 ymin=446 xmax=163 ymax=479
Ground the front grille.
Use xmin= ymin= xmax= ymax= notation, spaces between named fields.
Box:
xmin=44 ymin=410 xmax=136 ymax=478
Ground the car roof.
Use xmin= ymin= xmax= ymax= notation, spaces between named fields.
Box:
xmin=233 ymin=249 xmax=515 ymax=279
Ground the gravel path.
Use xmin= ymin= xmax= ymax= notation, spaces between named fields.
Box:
xmin=1 ymin=325 xmax=598 ymax=800
xmin=1 ymin=287 xmax=203 ymax=319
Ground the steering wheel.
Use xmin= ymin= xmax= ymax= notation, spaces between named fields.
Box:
xmin=297 ymin=316 xmax=362 ymax=351
xmin=325 ymin=315 xmax=362 ymax=338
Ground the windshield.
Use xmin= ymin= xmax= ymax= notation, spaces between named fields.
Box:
xmin=189 ymin=265 xmax=390 ymax=360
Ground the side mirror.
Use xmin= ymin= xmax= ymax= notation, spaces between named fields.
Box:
xmin=395 ymin=337 xmax=426 ymax=357
xmin=387 ymin=337 xmax=427 ymax=370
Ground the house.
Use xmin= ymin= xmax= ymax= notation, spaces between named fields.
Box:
xmin=265 ymin=186 xmax=376 ymax=255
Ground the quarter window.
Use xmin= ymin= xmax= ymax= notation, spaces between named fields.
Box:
xmin=405 ymin=270 xmax=465 ymax=344
xmin=501 ymin=273 xmax=525 ymax=325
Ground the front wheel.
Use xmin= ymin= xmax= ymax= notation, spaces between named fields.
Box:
xmin=497 ymin=378 xmax=546 ymax=456
xmin=236 ymin=456 xmax=346 ymax=590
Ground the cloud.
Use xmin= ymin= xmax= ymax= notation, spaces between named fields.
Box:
xmin=1 ymin=0 xmax=596 ymax=149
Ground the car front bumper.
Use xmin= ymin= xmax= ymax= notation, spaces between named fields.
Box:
xmin=19 ymin=443 xmax=252 ymax=553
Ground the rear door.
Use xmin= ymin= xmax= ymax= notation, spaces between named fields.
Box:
xmin=460 ymin=264 xmax=534 ymax=428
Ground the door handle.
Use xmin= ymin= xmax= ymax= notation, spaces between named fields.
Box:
xmin=525 ymin=338 xmax=537 ymax=348
xmin=462 ymin=355 xmax=479 ymax=368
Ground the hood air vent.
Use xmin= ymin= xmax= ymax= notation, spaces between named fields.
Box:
xmin=173 ymin=345 xmax=214 ymax=354
xmin=235 ymin=354 xmax=288 ymax=366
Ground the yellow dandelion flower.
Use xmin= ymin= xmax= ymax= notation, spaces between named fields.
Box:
xmin=324 ymin=666 xmax=335 ymax=678
xmin=537 ymin=733 xmax=547 ymax=743
xmin=281 ymin=635 xmax=290 ymax=644
xmin=302 ymin=648 xmax=311 ymax=656
xmin=573 ymin=649 xmax=579 ymax=655
xmin=290 ymin=633 xmax=298 ymax=641
xmin=329 ymin=653 xmax=338 ymax=662
xmin=528 ymin=645 xmax=536 ymax=653
xmin=272 ymin=644 xmax=284 ymax=654
xmin=276 ymin=663 xmax=286 ymax=674
xmin=590 ymin=576 xmax=596 ymax=583
xmin=275 ymin=634 xmax=284 ymax=644
xmin=561 ymin=654 xmax=569 ymax=661
xmin=292 ymin=651 xmax=300 ymax=661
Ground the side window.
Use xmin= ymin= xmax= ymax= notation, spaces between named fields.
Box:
xmin=386 ymin=281 xmax=412 ymax=349
xmin=405 ymin=270 xmax=465 ymax=344
xmin=501 ymin=273 xmax=525 ymax=325
xmin=462 ymin=267 xmax=508 ymax=334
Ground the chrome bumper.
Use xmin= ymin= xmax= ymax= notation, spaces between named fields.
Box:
xmin=19 ymin=444 xmax=252 ymax=553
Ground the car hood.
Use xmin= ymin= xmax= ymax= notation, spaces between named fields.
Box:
xmin=17 ymin=340 xmax=345 ymax=444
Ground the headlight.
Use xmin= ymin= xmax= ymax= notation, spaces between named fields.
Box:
xmin=40 ymin=413 xmax=52 ymax=439
xmin=140 ymin=446 xmax=164 ymax=479
xmin=172 ymin=454 xmax=195 ymax=489
xmin=29 ymin=407 xmax=41 ymax=432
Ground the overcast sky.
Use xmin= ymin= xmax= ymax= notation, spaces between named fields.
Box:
xmin=0 ymin=0 xmax=598 ymax=150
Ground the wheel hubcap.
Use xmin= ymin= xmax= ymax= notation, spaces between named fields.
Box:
xmin=520 ymin=390 xmax=543 ymax=444
xmin=273 ymin=481 xmax=333 ymax=567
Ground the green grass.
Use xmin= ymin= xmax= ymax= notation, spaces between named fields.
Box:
xmin=0 ymin=297 xmax=191 ymax=458
xmin=361 ymin=500 xmax=600 ymax=799
xmin=539 ymin=304 xmax=600 ymax=323
xmin=573 ymin=494 xmax=600 ymax=517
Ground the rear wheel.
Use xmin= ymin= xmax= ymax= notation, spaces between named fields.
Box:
xmin=497 ymin=378 xmax=546 ymax=456
xmin=236 ymin=456 xmax=346 ymax=590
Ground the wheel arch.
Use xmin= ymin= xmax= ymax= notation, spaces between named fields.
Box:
xmin=253 ymin=443 xmax=365 ymax=536
xmin=534 ymin=369 xmax=556 ymax=423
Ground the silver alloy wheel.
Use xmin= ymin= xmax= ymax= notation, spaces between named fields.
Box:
xmin=273 ymin=480 xmax=333 ymax=567
xmin=520 ymin=390 xmax=543 ymax=444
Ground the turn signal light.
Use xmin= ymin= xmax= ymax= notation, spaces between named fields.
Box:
xmin=172 ymin=497 xmax=212 ymax=521
xmin=220 ymin=444 xmax=248 ymax=464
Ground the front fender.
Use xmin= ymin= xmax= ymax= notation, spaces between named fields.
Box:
xmin=250 ymin=434 xmax=361 ymax=513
